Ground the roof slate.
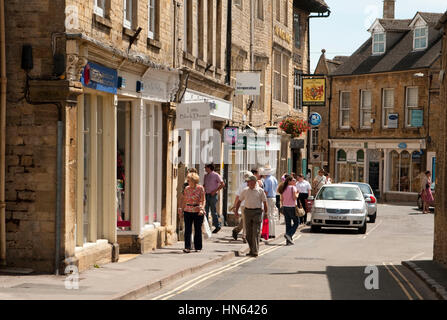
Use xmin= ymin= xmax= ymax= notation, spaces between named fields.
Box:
xmin=333 ymin=13 xmax=443 ymax=76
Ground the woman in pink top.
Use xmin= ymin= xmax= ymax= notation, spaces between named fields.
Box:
xmin=277 ymin=176 xmax=299 ymax=245
xmin=178 ymin=173 xmax=205 ymax=253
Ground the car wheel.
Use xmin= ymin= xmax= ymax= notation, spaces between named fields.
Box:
xmin=417 ymin=195 xmax=423 ymax=210
xmin=369 ymin=212 xmax=376 ymax=223
xmin=358 ymin=223 xmax=367 ymax=234
xmin=311 ymin=225 xmax=321 ymax=233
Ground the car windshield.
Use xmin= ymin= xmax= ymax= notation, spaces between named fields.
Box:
xmin=316 ymin=186 xmax=363 ymax=201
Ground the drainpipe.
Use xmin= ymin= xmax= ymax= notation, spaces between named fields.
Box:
xmin=0 ymin=0 xmax=7 ymax=266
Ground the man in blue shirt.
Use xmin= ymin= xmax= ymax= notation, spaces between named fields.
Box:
xmin=262 ymin=165 xmax=278 ymax=238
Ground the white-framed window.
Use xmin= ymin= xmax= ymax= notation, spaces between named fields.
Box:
xmin=311 ymin=127 xmax=319 ymax=152
xmin=123 ymin=0 xmax=133 ymax=29
xmin=148 ymin=0 xmax=155 ymax=39
xmin=293 ymin=69 xmax=302 ymax=111
xmin=414 ymin=27 xmax=428 ymax=50
xmin=94 ymin=0 xmax=106 ymax=17
xmin=360 ymin=90 xmax=372 ymax=128
xmin=372 ymin=32 xmax=385 ymax=55
xmin=273 ymin=50 xmax=289 ymax=103
xmin=405 ymin=87 xmax=421 ymax=127
xmin=382 ymin=88 xmax=394 ymax=128
xmin=339 ymin=91 xmax=350 ymax=128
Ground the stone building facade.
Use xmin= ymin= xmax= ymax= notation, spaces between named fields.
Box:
xmin=328 ymin=5 xmax=443 ymax=203
xmin=434 ymin=12 xmax=447 ymax=267
xmin=2 ymin=0 xmax=181 ymax=273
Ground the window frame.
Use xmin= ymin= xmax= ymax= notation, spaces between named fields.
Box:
xmin=339 ymin=91 xmax=351 ymax=129
xmin=94 ymin=0 xmax=106 ymax=17
xmin=123 ymin=0 xmax=133 ymax=29
xmin=382 ymin=88 xmax=395 ymax=128
xmin=148 ymin=0 xmax=156 ymax=39
xmin=372 ymin=32 xmax=386 ymax=55
xmin=256 ymin=0 xmax=264 ymax=20
xmin=360 ymin=90 xmax=372 ymax=129
xmin=405 ymin=86 xmax=421 ymax=127
xmin=311 ymin=127 xmax=319 ymax=152
xmin=293 ymin=12 xmax=300 ymax=48
xmin=276 ymin=0 xmax=281 ymax=22
xmin=293 ymin=69 xmax=302 ymax=111
xmin=234 ymin=0 xmax=242 ymax=10
xmin=283 ymin=0 xmax=288 ymax=26
xmin=413 ymin=26 xmax=428 ymax=51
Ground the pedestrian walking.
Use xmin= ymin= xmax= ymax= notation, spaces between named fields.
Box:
xmin=251 ymin=168 xmax=264 ymax=189
xmin=312 ymin=169 xmax=327 ymax=196
xmin=262 ymin=165 xmax=279 ymax=239
xmin=306 ymin=169 xmax=312 ymax=182
xmin=203 ymin=164 xmax=225 ymax=233
xmin=231 ymin=171 xmax=253 ymax=242
xmin=324 ymin=172 xmax=332 ymax=184
xmin=296 ymin=174 xmax=312 ymax=225
xmin=278 ymin=175 xmax=299 ymax=245
xmin=178 ymin=173 xmax=206 ymax=253
xmin=421 ymin=170 xmax=434 ymax=214
xmin=233 ymin=175 xmax=268 ymax=257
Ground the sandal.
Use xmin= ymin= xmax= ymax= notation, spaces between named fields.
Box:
xmin=183 ymin=249 xmax=191 ymax=253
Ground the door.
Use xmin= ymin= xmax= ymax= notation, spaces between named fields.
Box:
xmin=369 ymin=161 xmax=380 ymax=198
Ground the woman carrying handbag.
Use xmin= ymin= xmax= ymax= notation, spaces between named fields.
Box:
xmin=277 ymin=176 xmax=299 ymax=245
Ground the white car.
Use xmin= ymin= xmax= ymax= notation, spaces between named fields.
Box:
xmin=310 ymin=184 xmax=370 ymax=234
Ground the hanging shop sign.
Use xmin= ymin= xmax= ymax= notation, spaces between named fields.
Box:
xmin=81 ymin=62 xmax=118 ymax=94
xmin=183 ymin=89 xmax=233 ymax=120
xmin=302 ymin=76 xmax=326 ymax=106
xmin=235 ymin=72 xmax=261 ymax=96
xmin=309 ymin=112 xmax=322 ymax=127
xmin=388 ymin=113 xmax=399 ymax=129
xmin=176 ymin=103 xmax=211 ymax=130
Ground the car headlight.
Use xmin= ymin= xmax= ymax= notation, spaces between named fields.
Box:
xmin=351 ymin=209 xmax=365 ymax=214
xmin=313 ymin=207 xmax=326 ymax=214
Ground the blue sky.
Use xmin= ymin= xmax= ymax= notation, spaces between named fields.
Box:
xmin=310 ymin=0 xmax=447 ymax=72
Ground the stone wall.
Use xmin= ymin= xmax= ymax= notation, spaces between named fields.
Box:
xmin=434 ymin=21 xmax=447 ymax=267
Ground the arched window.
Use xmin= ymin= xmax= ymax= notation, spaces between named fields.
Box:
xmin=337 ymin=149 xmax=347 ymax=162
xmin=357 ymin=150 xmax=365 ymax=163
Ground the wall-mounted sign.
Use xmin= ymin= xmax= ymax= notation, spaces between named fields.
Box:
xmin=302 ymin=77 xmax=326 ymax=106
xmin=388 ymin=113 xmax=399 ymax=129
xmin=176 ymin=103 xmax=211 ymax=129
xmin=398 ymin=142 xmax=407 ymax=149
xmin=81 ymin=62 xmax=118 ymax=94
xmin=224 ymin=127 xmax=238 ymax=146
xmin=235 ymin=72 xmax=260 ymax=96
xmin=411 ymin=109 xmax=424 ymax=127
xmin=274 ymin=26 xmax=292 ymax=44
xmin=309 ymin=112 xmax=322 ymax=127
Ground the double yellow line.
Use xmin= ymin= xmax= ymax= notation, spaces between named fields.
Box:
xmin=383 ymin=262 xmax=423 ymax=300
xmin=152 ymin=235 xmax=301 ymax=300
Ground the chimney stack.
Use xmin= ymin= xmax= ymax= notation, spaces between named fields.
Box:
xmin=383 ymin=0 xmax=395 ymax=19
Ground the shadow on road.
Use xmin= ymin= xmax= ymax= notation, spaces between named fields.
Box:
xmin=299 ymin=228 xmax=359 ymax=235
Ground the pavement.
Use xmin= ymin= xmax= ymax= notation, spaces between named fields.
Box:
xmin=0 ymin=218 xmax=292 ymax=300
xmin=402 ymin=260 xmax=447 ymax=300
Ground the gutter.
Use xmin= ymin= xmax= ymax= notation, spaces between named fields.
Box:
xmin=0 ymin=0 xmax=6 ymax=266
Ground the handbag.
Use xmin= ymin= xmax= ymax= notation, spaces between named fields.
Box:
xmin=295 ymin=206 xmax=305 ymax=217
xmin=261 ymin=217 xmax=269 ymax=240
xmin=202 ymin=216 xmax=212 ymax=240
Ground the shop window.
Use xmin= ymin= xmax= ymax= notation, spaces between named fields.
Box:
xmin=357 ymin=150 xmax=364 ymax=162
xmin=390 ymin=150 xmax=421 ymax=192
xmin=337 ymin=149 xmax=347 ymax=162
xmin=143 ymin=103 xmax=163 ymax=225
xmin=336 ymin=149 xmax=364 ymax=183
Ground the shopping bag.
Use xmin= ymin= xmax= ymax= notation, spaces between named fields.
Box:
xmin=261 ymin=217 xmax=269 ymax=240
xmin=202 ymin=216 xmax=212 ymax=240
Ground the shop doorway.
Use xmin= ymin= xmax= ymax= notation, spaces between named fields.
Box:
xmin=117 ymin=101 xmax=131 ymax=230
xmin=369 ymin=161 xmax=380 ymax=198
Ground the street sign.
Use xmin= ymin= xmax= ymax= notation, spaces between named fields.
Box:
xmin=309 ymin=112 xmax=322 ymax=126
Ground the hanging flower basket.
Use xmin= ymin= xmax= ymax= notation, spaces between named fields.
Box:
xmin=279 ymin=118 xmax=311 ymax=138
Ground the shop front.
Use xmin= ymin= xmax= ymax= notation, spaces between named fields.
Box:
xmin=115 ymin=67 xmax=180 ymax=253
xmin=330 ymin=139 xmax=429 ymax=202
xmin=75 ymin=61 xmax=120 ymax=268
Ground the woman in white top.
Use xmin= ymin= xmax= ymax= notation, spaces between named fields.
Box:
xmin=296 ymin=174 xmax=312 ymax=225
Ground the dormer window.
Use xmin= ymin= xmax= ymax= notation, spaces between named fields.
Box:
xmin=373 ymin=33 xmax=386 ymax=55
xmin=414 ymin=27 xmax=428 ymax=50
